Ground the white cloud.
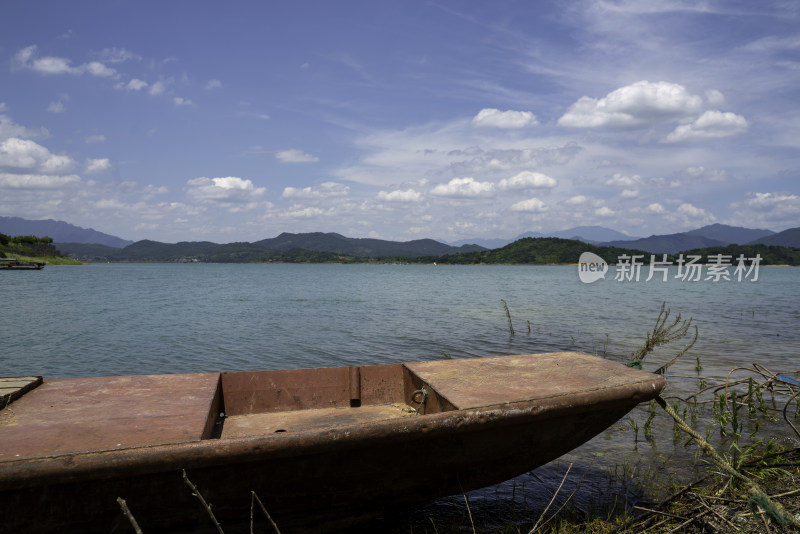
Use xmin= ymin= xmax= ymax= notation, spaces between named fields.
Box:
xmin=84 ymin=61 xmax=116 ymax=77
xmin=14 ymin=45 xmax=116 ymax=77
xmin=126 ymin=79 xmax=148 ymax=91
xmin=620 ymin=189 xmax=639 ymax=198
xmin=647 ymin=203 xmax=665 ymax=213
xmin=497 ymin=171 xmax=557 ymax=190
xmin=0 ymin=137 xmax=75 ymax=173
xmin=430 ymin=177 xmax=494 ymax=197
xmin=100 ymin=47 xmax=140 ymax=63
xmin=47 ymin=100 xmax=66 ymax=113
xmin=662 ymin=110 xmax=748 ymax=143
xmin=0 ymin=172 xmax=81 ymax=188
xmin=186 ymin=176 xmax=266 ymax=203
xmin=85 ymin=158 xmax=111 ymax=174
xmin=0 ymin=111 xmax=48 ymax=141
xmin=205 ymin=79 xmax=222 ymax=90
xmin=149 ymin=81 xmax=166 ymax=95
xmin=173 ymin=97 xmax=193 ymax=106
xmin=605 ymin=173 xmax=641 ymax=187
xmin=558 ymin=80 xmax=703 ymax=129
xmin=85 ymin=134 xmax=106 ymax=144
xmin=377 ymin=189 xmax=423 ymax=202
xmin=510 ymin=197 xmax=547 ymax=212
xmin=285 ymin=206 xmax=325 ymax=218
xmin=565 ymin=195 xmax=589 ymax=205
xmin=677 ymin=203 xmax=707 ymax=217
xmin=283 ymin=182 xmax=349 ymax=198
xmin=736 ymin=192 xmax=800 ymax=227
xmin=276 ymin=149 xmax=319 ymax=163
xmin=595 ymin=206 xmax=616 ymax=217
xmin=472 ymin=108 xmax=538 ymax=128
xmin=743 ymin=192 xmax=800 ymax=210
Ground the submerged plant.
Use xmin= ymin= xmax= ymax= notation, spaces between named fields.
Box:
xmin=626 ymin=302 xmax=697 ymax=373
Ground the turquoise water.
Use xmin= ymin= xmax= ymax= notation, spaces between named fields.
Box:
xmin=2 ymin=263 xmax=798 ymax=529
xmin=2 ymin=263 xmax=797 ymax=379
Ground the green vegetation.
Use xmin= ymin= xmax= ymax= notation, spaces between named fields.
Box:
xmin=678 ymin=243 xmax=800 ymax=265
xmin=404 ymin=237 xmax=657 ymax=265
xmin=54 ymin=235 xmax=800 ymax=265
xmin=0 ymin=233 xmax=81 ymax=265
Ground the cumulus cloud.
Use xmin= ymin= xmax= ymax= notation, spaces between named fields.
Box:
xmin=85 ymin=158 xmax=111 ymax=174
xmin=14 ymin=45 xmax=117 ymax=77
xmin=285 ymin=206 xmax=325 ymax=218
xmin=173 ymin=97 xmax=193 ymax=106
xmin=0 ymin=172 xmax=81 ymax=189
xmin=149 ymin=81 xmax=166 ymax=95
xmin=430 ymin=177 xmax=494 ymax=197
xmin=565 ymin=195 xmax=589 ymax=205
xmin=662 ymin=110 xmax=748 ymax=143
xmin=605 ymin=173 xmax=641 ymax=187
xmin=0 ymin=137 xmax=75 ymax=174
xmin=99 ymin=47 xmax=141 ymax=63
xmin=471 ymin=108 xmax=538 ymax=128
xmin=47 ymin=99 xmax=67 ymax=114
xmin=497 ymin=171 xmax=557 ymax=190
xmin=126 ymin=79 xmax=148 ymax=91
xmin=737 ymin=192 xmax=800 ymax=226
xmin=186 ymin=176 xmax=266 ymax=202
xmin=558 ymin=80 xmax=704 ymax=129
xmin=0 ymin=108 xmax=48 ymax=140
xmin=276 ymin=149 xmax=319 ymax=163
xmin=595 ymin=206 xmax=616 ymax=217
xmin=647 ymin=203 xmax=665 ymax=213
xmin=283 ymin=182 xmax=349 ymax=198
xmin=377 ymin=189 xmax=423 ymax=202
xmin=510 ymin=197 xmax=547 ymax=212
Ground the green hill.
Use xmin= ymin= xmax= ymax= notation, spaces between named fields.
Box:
xmin=406 ymin=237 xmax=653 ymax=265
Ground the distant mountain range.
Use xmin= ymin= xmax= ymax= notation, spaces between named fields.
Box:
xmin=3 ymin=217 xmax=798 ymax=260
xmin=0 ymin=216 xmax=133 ymax=248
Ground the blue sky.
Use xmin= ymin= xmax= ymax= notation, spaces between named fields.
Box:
xmin=1 ymin=1 xmax=798 ymax=244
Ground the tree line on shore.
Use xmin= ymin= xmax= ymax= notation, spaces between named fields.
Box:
xmin=55 ymin=236 xmax=800 ymax=266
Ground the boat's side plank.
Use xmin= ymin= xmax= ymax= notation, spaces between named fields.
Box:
xmin=0 ymin=376 xmax=42 ymax=407
xmin=0 ymin=373 xmax=220 ymax=460
xmin=221 ymin=363 xmax=406 ymax=415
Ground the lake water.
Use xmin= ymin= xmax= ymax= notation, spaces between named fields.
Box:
xmin=2 ymin=263 xmax=799 ymax=530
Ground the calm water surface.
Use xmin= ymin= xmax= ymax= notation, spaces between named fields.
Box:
xmin=2 ymin=263 xmax=798 ymax=530
xmin=3 ymin=263 xmax=798 ymax=378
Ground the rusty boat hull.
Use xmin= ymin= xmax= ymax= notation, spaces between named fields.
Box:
xmin=0 ymin=352 xmax=665 ymax=532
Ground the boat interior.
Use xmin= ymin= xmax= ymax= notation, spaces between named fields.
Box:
xmin=1 ymin=352 xmax=643 ymax=461
xmin=0 ymin=360 xmax=461 ymax=460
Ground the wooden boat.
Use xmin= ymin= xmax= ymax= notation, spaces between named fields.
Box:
xmin=0 ymin=352 xmax=665 ymax=533
xmin=0 ymin=258 xmax=45 ymax=270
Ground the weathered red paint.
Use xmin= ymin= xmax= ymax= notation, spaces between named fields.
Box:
xmin=0 ymin=352 xmax=665 ymax=533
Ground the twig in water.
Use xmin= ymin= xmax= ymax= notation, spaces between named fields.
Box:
xmin=182 ymin=469 xmax=225 ymax=534
xmin=116 ymin=497 xmax=144 ymax=534
xmin=251 ymin=491 xmax=282 ymax=534
xmin=528 ymin=462 xmax=572 ymax=533
xmin=501 ymin=299 xmax=514 ymax=335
